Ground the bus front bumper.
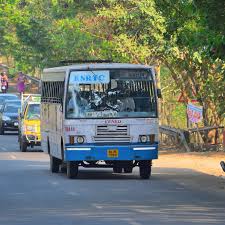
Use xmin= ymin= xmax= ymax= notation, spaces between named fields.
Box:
xmin=64 ymin=144 xmax=158 ymax=161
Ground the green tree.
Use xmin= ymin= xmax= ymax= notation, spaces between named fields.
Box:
xmin=0 ymin=0 xmax=224 ymax=126
xmin=93 ymin=0 xmax=224 ymax=126
xmin=0 ymin=0 xmax=108 ymax=71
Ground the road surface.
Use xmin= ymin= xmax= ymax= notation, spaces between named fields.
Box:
xmin=0 ymin=132 xmax=225 ymax=225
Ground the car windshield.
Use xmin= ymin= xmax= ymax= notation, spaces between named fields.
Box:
xmin=66 ymin=69 xmax=157 ymax=119
xmin=5 ymin=101 xmax=21 ymax=106
xmin=0 ymin=96 xmax=6 ymax=104
xmin=0 ymin=95 xmax=19 ymax=103
xmin=4 ymin=105 xmax=19 ymax=113
xmin=26 ymin=104 xmax=40 ymax=119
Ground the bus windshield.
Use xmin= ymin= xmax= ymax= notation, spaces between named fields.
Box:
xmin=66 ymin=69 xmax=157 ymax=119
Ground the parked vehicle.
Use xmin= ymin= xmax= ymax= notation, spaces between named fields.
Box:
xmin=0 ymin=104 xmax=20 ymax=135
xmin=0 ymin=94 xmax=19 ymax=110
xmin=41 ymin=62 xmax=161 ymax=179
xmin=18 ymin=94 xmax=41 ymax=152
xmin=3 ymin=99 xmax=21 ymax=107
xmin=0 ymin=99 xmax=21 ymax=119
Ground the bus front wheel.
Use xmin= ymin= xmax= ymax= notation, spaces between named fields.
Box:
xmin=139 ymin=160 xmax=152 ymax=179
xmin=50 ymin=155 xmax=60 ymax=173
xmin=67 ymin=161 xmax=78 ymax=179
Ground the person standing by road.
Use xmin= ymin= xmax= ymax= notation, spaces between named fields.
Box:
xmin=17 ymin=72 xmax=26 ymax=95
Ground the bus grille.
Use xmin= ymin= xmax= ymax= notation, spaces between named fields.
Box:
xmin=94 ymin=125 xmax=130 ymax=143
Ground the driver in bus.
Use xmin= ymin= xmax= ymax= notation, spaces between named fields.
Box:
xmin=112 ymin=81 xmax=135 ymax=112
xmin=117 ymin=88 xmax=135 ymax=112
xmin=107 ymin=80 xmax=135 ymax=112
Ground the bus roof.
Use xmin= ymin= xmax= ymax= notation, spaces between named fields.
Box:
xmin=42 ymin=63 xmax=154 ymax=82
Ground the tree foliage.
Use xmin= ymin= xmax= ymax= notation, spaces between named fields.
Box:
xmin=92 ymin=0 xmax=224 ymax=125
xmin=0 ymin=0 xmax=108 ymax=70
xmin=0 ymin=0 xmax=224 ymax=126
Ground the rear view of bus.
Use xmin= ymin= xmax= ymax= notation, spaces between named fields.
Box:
xmin=41 ymin=63 xmax=160 ymax=179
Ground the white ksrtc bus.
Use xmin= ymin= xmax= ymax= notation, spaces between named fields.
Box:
xmin=41 ymin=63 xmax=160 ymax=179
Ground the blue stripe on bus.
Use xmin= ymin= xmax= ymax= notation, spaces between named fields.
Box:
xmin=64 ymin=144 xmax=158 ymax=161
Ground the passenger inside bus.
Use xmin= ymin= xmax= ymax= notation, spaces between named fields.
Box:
xmin=116 ymin=92 xmax=135 ymax=112
xmin=107 ymin=81 xmax=135 ymax=112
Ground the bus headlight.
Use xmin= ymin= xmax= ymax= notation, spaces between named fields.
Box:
xmin=139 ymin=134 xmax=155 ymax=144
xmin=77 ymin=136 xmax=84 ymax=144
xmin=140 ymin=135 xmax=147 ymax=143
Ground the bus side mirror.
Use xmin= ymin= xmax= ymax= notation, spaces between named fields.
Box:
xmin=157 ymin=89 xmax=162 ymax=98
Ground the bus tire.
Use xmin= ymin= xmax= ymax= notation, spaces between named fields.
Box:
xmin=139 ymin=160 xmax=152 ymax=179
xmin=20 ymin=137 xmax=27 ymax=152
xmin=60 ymin=163 xmax=67 ymax=173
xmin=67 ymin=161 xmax=78 ymax=179
xmin=50 ymin=155 xmax=60 ymax=173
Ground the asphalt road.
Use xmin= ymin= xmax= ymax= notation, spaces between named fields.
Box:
xmin=0 ymin=132 xmax=225 ymax=225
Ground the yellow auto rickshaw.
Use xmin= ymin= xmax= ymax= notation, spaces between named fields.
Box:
xmin=18 ymin=94 xmax=41 ymax=152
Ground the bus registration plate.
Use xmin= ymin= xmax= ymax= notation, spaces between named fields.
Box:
xmin=107 ymin=149 xmax=118 ymax=158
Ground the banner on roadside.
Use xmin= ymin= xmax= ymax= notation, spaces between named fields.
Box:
xmin=187 ymin=103 xmax=203 ymax=123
